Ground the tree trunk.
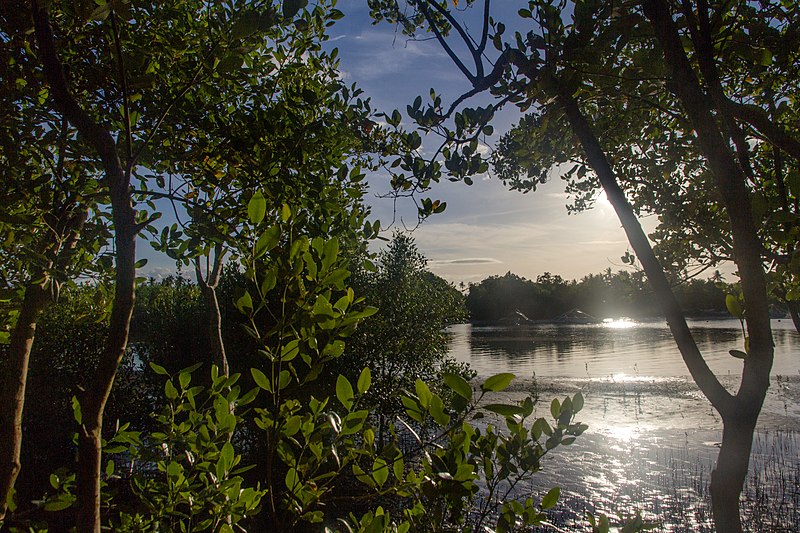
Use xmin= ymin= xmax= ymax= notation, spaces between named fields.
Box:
xmin=642 ymin=2 xmax=774 ymax=530
xmin=194 ymin=245 xmax=228 ymax=376
xmin=75 ymin=215 xmax=135 ymax=532
xmin=0 ymin=280 xmax=49 ymax=519
xmin=710 ymin=410 xmax=758 ymax=533
xmin=201 ymin=284 xmax=228 ymax=376
xmin=554 ymin=87 xmax=733 ymax=413
xmin=32 ymin=3 xmax=137 ymax=531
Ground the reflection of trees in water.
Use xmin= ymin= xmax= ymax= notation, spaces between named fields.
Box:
xmin=457 ymin=323 xmax=800 ymax=378
xmin=468 ymin=326 xmax=621 ymax=361
xmin=467 ymin=325 xmax=747 ymax=362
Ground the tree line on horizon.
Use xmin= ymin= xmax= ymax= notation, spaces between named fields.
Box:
xmin=464 ymin=269 xmax=747 ymax=323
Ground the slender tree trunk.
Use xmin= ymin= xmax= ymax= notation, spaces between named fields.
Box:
xmin=75 ymin=215 xmax=135 ymax=532
xmin=0 ymin=280 xmax=49 ymax=519
xmin=194 ymin=245 xmax=228 ymax=376
xmin=642 ymin=2 xmax=774 ymax=530
xmin=32 ymin=3 xmax=137 ymax=530
xmin=554 ymin=87 xmax=733 ymax=412
xmin=711 ymin=411 xmax=758 ymax=532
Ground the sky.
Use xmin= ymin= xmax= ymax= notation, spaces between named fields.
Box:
xmin=327 ymin=0 xmax=643 ymax=284
xmin=139 ymin=1 xmax=648 ymax=285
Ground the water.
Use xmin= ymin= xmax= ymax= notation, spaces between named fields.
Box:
xmin=445 ymin=319 xmax=800 ymax=530
xmin=448 ymin=318 xmax=800 ymax=379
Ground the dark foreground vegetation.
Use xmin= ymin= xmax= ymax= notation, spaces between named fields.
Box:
xmin=1 ymin=234 xmax=589 ymax=531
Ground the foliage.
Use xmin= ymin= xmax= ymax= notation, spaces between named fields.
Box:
xmin=130 ymin=277 xmax=207 ymax=372
xmin=17 ymin=364 xmax=262 ymax=532
xmin=467 ymin=269 xmax=736 ymax=322
xmin=4 ymin=215 xmax=587 ymax=531
xmin=8 ymin=286 xmax=149 ymax=503
xmin=114 ymin=363 xmax=263 ymax=532
xmin=146 ymin=0 xmax=386 ymax=288
xmin=332 ymin=232 xmax=468 ymax=443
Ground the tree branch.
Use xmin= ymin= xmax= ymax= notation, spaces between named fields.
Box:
xmin=109 ymin=11 xmax=132 ymax=176
xmin=418 ymin=1 xmax=475 ymax=83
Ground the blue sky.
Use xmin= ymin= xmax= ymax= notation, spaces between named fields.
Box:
xmin=140 ymin=1 xmax=644 ymax=284
xmin=327 ymin=0 xmax=642 ymax=284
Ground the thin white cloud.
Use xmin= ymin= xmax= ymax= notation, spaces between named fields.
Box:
xmin=429 ymin=257 xmax=503 ymax=265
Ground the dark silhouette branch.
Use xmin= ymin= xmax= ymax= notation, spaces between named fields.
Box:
xmin=418 ymin=1 xmax=475 ymax=83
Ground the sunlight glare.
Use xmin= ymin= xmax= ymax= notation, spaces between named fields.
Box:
xmin=603 ymin=318 xmax=637 ymax=329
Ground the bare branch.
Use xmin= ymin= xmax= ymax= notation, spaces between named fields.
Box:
xmin=418 ymin=1 xmax=475 ymax=83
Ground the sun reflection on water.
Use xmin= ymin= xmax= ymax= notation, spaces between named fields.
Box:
xmin=602 ymin=317 xmax=638 ymax=328
xmin=604 ymin=424 xmax=640 ymax=443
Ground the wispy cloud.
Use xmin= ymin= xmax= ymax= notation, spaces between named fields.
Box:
xmin=429 ymin=257 xmax=503 ymax=265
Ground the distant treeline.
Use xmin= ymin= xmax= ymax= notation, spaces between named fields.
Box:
xmin=466 ymin=270 xmax=756 ymax=322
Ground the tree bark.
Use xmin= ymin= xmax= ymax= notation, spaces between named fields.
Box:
xmin=554 ymin=87 xmax=733 ymax=413
xmin=32 ymin=3 xmax=137 ymax=531
xmin=0 ymin=280 xmax=49 ymax=520
xmin=194 ymin=244 xmax=228 ymax=376
xmin=642 ymin=1 xmax=774 ymax=530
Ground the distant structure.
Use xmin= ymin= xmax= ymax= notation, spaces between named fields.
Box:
xmin=551 ymin=308 xmax=600 ymax=325
xmin=496 ymin=310 xmax=532 ymax=326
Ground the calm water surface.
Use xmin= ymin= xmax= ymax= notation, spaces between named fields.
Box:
xmin=445 ymin=319 xmax=800 ymax=530
xmin=447 ymin=318 xmax=800 ymax=378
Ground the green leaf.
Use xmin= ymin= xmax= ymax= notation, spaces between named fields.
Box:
xmin=278 ymin=370 xmax=291 ymax=390
xmin=429 ymin=395 xmax=450 ymax=426
xmin=251 ymin=368 xmax=272 ymax=391
xmin=149 ymin=362 xmax=168 ymax=375
xmin=231 ymin=12 xmax=261 ymax=40
xmin=729 ymin=349 xmax=748 ymax=359
xmin=260 ymin=268 xmax=277 ymax=295
xmin=280 ymin=340 xmax=300 ymax=362
xmin=44 ymin=496 xmax=75 ymax=512
xmin=236 ymin=291 xmax=253 ymax=315
xmin=255 ymin=226 xmax=280 ymax=258
xmin=72 ymin=396 xmax=82 ymax=425
xmin=725 ymin=294 xmax=744 ymax=318
xmin=165 ymin=379 xmax=178 ymax=400
xmin=758 ymin=48 xmax=773 ymax=66
xmin=285 ymin=467 xmax=300 ymax=492
xmin=443 ymin=372 xmax=472 ymax=400
xmin=336 ymin=375 xmax=354 ymax=411
xmin=248 ymin=191 xmax=267 ymax=224
xmin=217 ymin=54 xmax=244 ymax=74
xmin=481 ymin=373 xmax=515 ymax=392
xmin=280 ymin=203 xmax=292 ymax=222
xmin=283 ymin=0 xmax=307 ymax=19
xmin=373 ymin=457 xmax=388 ymax=487
xmin=541 ymin=486 xmax=560 ymax=510
xmin=572 ymin=391 xmax=584 ymax=412
xmin=550 ymin=398 xmax=561 ymax=419
xmin=357 ymin=367 xmax=371 ymax=394
xmin=415 ymin=379 xmax=433 ymax=408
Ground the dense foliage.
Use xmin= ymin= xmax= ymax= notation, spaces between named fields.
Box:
xmin=330 ymin=233 xmax=469 ymax=444
xmin=466 ymin=270 xmax=742 ymax=323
